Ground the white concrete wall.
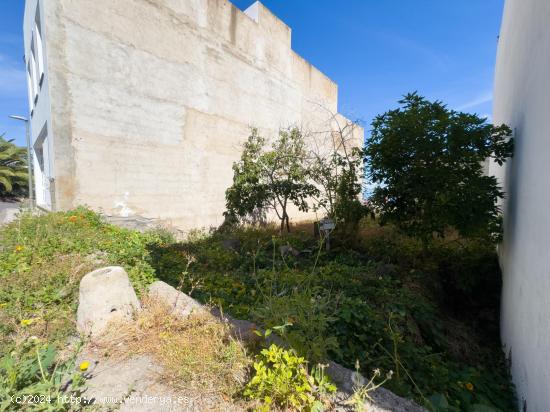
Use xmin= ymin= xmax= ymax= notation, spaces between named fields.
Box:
xmin=30 ymin=0 xmax=362 ymax=231
xmin=492 ymin=0 xmax=550 ymax=410
xmin=23 ymin=0 xmax=55 ymax=209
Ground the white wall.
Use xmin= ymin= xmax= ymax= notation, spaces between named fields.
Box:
xmin=492 ymin=0 xmax=550 ymax=410
xmin=23 ymin=0 xmax=54 ymax=210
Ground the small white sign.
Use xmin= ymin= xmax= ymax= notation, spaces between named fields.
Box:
xmin=320 ymin=218 xmax=335 ymax=231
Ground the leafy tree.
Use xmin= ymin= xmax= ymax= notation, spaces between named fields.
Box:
xmin=0 ymin=135 xmax=28 ymax=199
xmin=225 ymin=128 xmax=318 ymax=233
xmin=365 ymin=93 xmax=513 ymax=244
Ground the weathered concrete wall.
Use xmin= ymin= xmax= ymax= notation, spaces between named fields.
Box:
xmin=492 ymin=0 xmax=550 ymax=410
xmin=36 ymin=0 xmax=361 ymax=231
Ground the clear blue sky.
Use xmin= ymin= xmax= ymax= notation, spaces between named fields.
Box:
xmin=0 ymin=0 xmax=503 ymax=147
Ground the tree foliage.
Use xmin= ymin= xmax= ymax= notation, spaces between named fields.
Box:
xmin=225 ymin=128 xmax=318 ymax=232
xmin=0 ymin=135 xmax=28 ymax=199
xmin=364 ymin=93 xmax=513 ymax=243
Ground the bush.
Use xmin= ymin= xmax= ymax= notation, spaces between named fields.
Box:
xmin=244 ymin=343 xmax=335 ymax=411
xmin=253 ymin=288 xmax=339 ymax=363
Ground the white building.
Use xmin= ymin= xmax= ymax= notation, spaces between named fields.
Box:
xmin=23 ymin=0 xmax=362 ymax=229
xmin=492 ymin=0 xmax=550 ymax=410
xmin=23 ymin=0 xmax=53 ymax=210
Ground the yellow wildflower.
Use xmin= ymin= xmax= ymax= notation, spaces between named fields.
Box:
xmin=68 ymin=216 xmax=78 ymax=222
xmin=20 ymin=319 xmax=34 ymax=327
xmin=465 ymin=382 xmax=474 ymax=391
xmin=79 ymin=361 xmax=90 ymax=371
xmin=14 ymin=245 xmax=23 ymax=252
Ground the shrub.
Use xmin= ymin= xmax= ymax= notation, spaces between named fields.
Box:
xmin=244 ymin=343 xmax=335 ymax=411
xmin=253 ymin=288 xmax=339 ymax=363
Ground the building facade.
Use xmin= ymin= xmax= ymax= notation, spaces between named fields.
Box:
xmin=23 ymin=0 xmax=362 ymax=231
xmin=492 ymin=0 xmax=550 ymax=410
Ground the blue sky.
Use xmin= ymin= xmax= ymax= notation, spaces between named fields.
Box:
xmin=0 ymin=1 xmax=503 ymax=146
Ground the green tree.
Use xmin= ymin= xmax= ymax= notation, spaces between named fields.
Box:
xmin=365 ymin=93 xmax=513 ymax=244
xmin=225 ymin=128 xmax=318 ymax=233
xmin=0 ymin=135 xmax=28 ymax=199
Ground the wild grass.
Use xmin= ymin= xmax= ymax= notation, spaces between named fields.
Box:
xmin=96 ymin=298 xmax=251 ymax=397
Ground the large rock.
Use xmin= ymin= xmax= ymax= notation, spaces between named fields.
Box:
xmin=148 ymin=282 xmax=266 ymax=342
xmin=148 ymin=281 xmax=205 ymax=319
xmin=328 ymin=361 xmax=427 ymax=412
xmin=77 ymin=266 xmax=140 ymax=337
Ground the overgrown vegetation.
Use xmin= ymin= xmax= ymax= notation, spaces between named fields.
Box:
xmin=0 ymin=208 xmax=166 ymax=410
xmin=149 ymin=220 xmax=516 ymax=411
xmin=0 ymin=209 xmax=517 ymax=411
xmin=0 ymin=343 xmax=87 ymax=411
xmin=0 ymin=135 xmax=28 ymax=200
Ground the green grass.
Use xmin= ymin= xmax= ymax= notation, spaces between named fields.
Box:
xmin=0 ymin=210 xmax=517 ymax=411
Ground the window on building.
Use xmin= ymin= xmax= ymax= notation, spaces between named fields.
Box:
xmin=26 ymin=61 xmax=35 ymax=113
xmin=34 ymin=6 xmax=45 ymax=84
xmin=29 ymin=37 xmax=39 ymax=103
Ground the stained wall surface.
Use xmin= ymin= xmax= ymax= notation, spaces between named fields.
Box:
xmin=28 ymin=0 xmax=362 ymax=230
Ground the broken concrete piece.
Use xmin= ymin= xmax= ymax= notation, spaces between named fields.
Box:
xmin=77 ymin=266 xmax=140 ymax=337
xmin=327 ymin=361 xmax=427 ymax=412
xmin=147 ymin=281 xmax=205 ymax=319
